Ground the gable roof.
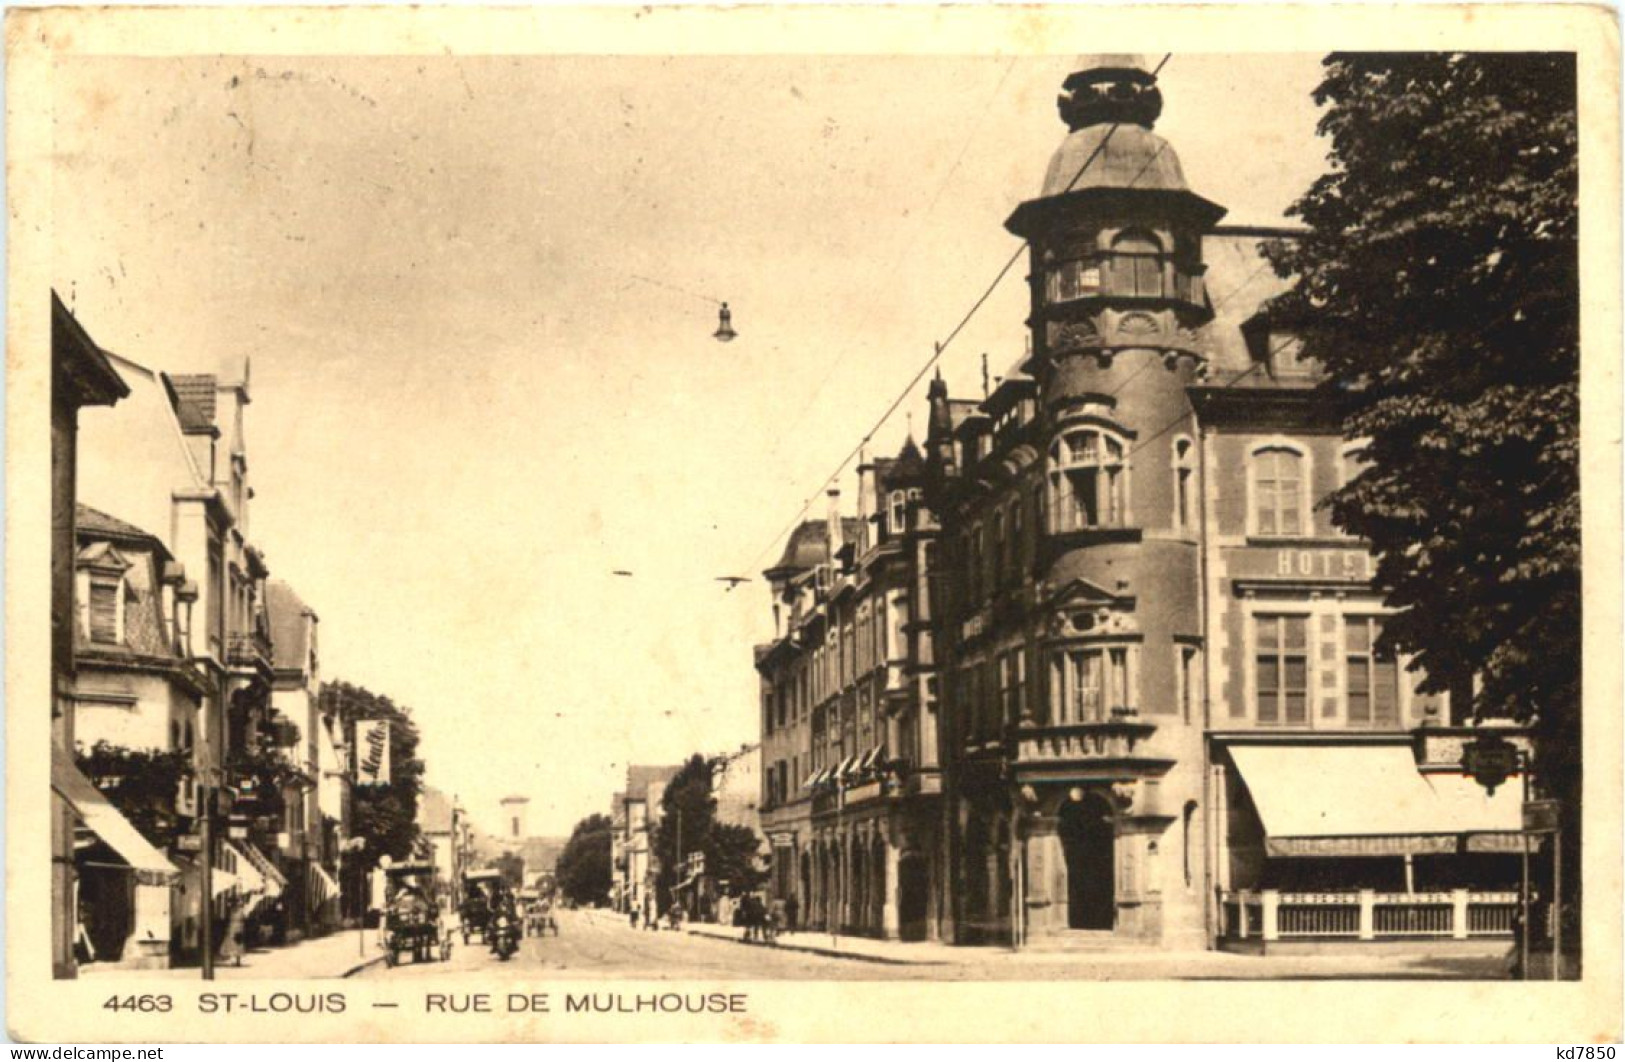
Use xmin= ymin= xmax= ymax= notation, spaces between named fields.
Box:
xmin=625 ymin=764 xmax=682 ymax=803
xmin=265 ymin=580 xmax=316 ymax=672
xmin=166 ymin=374 xmax=219 ymax=432
xmin=418 ymin=786 xmax=456 ymax=834
xmin=75 ymin=504 xmax=168 ymax=558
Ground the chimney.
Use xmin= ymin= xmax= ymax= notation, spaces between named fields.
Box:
xmin=826 ymin=488 xmax=843 ymax=565
xmin=856 ymin=449 xmax=875 ymax=553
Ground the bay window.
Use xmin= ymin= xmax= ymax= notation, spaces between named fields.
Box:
xmin=1049 ymin=646 xmax=1133 ymax=723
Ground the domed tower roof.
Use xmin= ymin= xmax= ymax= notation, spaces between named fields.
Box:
xmin=1007 ymin=54 xmax=1223 ymax=238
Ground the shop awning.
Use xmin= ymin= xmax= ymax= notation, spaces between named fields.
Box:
xmin=310 ymin=863 xmax=340 ymax=905
xmin=859 ymin=746 xmax=886 ymax=772
xmin=239 ymin=841 xmax=288 ymax=894
xmin=835 ymin=755 xmax=857 ymax=779
xmin=52 ymin=748 xmax=180 ymax=885
xmin=222 ymin=841 xmax=268 ymax=895
xmin=1229 ymin=744 xmax=1524 ymax=857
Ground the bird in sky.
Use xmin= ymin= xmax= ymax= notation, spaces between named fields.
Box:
xmin=715 ymin=576 xmax=751 ymax=590
xmin=611 ymin=570 xmax=634 ymax=577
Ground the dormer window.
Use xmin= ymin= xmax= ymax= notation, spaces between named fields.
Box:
xmin=76 ymin=542 xmax=134 ymax=646
xmin=1049 ymin=428 xmax=1131 ymax=531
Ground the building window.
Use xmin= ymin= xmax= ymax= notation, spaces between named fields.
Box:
xmin=88 ymin=580 xmax=122 ymax=644
xmin=1046 ymin=256 xmax=1105 ymax=304
xmin=1251 ymin=444 xmax=1307 ymax=537
xmin=889 ymin=491 xmax=907 ymax=535
xmin=1108 ymin=230 xmax=1166 ymax=297
xmin=1172 ymin=436 xmax=1195 ymax=531
xmin=1051 ymin=646 xmax=1132 ymax=723
xmin=1345 ymin=616 xmax=1400 ymax=727
xmin=1182 ymin=801 xmax=1198 ymax=888
xmin=1255 ymin=614 xmax=1309 ymax=725
xmin=991 ymin=511 xmax=1006 ymax=589
xmin=1177 ymin=644 xmax=1199 ymax=724
xmin=1049 ymin=428 xmax=1130 ymax=531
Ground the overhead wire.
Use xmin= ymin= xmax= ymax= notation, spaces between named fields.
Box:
xmin=746 ymin=54 xmax=1174 ymax=573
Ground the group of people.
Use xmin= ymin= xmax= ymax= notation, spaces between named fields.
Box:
xmin=734 ymin=893 xmax=796 ymax=943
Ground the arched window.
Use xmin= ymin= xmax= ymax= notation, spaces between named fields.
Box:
xmin=1109 ymin=229 xmax=1165 ymax=298
xmin=1171 ymin=436 xmax=1196 ymax=531
xmin=1049 ymin=428 xmax=1130 ymax=531
xmin=1249 ymin=443 xmax=1308 ymax=537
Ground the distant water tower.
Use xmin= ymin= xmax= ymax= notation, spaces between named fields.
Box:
xmin=500 ymin=795 xmax=530 ymax=841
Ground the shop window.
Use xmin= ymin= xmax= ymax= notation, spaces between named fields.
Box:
xmin=1255 ymin=614 xmax=1309 ymax=725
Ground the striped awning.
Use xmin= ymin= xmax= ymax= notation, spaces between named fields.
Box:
xmin=310 ymin=863 xmax=340 ymax=905
xmin=239 ymin=842 xmax=287 ymax=895
xmin=53 ymin=748 xmax=180 ymax=887
xmin=860 ymin=746 xmax=886 ymax=771
xmin=835 ymin=755 xmax=857 ymax=779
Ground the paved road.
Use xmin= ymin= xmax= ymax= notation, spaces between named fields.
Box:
xmin=358 ymin=908 xmax=917 ymax=981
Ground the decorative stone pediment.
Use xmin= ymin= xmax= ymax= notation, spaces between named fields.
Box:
xmin=1040 ymin=577 xmax=1138 ymax=638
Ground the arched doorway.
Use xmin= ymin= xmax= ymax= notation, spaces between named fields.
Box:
xmin=1057 ymin=793 xmax=1116 ymax=930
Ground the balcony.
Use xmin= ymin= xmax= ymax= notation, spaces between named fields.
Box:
xmin=227 ymin=630 xmax=273 ymax=672
xmin=1013 ymin=711 xmax=1166 ymax=776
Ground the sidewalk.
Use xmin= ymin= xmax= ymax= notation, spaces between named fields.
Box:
xmin=683 ymin=922 xmax=1511 ymax=979
xmin=78 ymin=927 xmax=387 ymax=980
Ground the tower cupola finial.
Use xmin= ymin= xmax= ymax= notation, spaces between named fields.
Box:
xmin=1058 ymin=54 xmax=1163 ymax=132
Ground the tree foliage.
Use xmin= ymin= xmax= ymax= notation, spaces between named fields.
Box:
xmin=1264 ymin=54 xmax=1579 ymax=780
xmin=75 ymin=741 xmax=192 ymax=850
xmin=652 ymin=753 xmax=765 ymax=905
xmin=556 ymin=813 xmax=614 ymax=905
xmin=319 ymin=680 xmax=427 ymax=873
xmin=489 ymin=850 xmax=526 ymax=889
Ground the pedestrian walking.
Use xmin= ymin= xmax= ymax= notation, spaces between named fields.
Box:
xmin=785 ymin=894 xmax=799 ymax=935
xmin=628 ymin=906 xmax=638 ymax=930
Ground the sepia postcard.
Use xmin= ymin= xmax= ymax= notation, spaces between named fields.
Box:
xmin=6 ymin=3 xmax=1622 ymax=1044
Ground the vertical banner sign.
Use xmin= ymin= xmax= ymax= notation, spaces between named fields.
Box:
xmin=355 ymin=719 xmax=392 ymax=787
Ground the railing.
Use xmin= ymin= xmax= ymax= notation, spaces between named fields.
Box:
xmin=1014 ymin=716 xmax=1158 ymax=765
xmin=1221 ymin=890 xmax=1518 ymax=943
xmin=227 ymin=630 xmax=273 ymax=668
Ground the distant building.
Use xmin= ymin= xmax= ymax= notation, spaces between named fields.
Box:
xmin=755 ymin=442 xmax=946 ymax=942
xmin=613 ymin=765 xmax=681 ymax=918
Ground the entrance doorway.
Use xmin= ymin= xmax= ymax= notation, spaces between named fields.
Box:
xmin=898 ymin=853 xmax=929 ymax=941
xmin=1058 ymin=794 xmax=1116 ymax=930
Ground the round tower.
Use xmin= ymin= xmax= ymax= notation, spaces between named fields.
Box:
xmin=1001 ymin=56 xmax=1225 ymax=949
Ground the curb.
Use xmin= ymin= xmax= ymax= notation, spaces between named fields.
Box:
xmin=340 ymin=952 xmax=391 ymax=978
xmin=684 ymin=928 xmax=942 ymax=966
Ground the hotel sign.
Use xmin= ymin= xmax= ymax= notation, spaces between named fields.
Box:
xmin=1230 ymin=547 xmax=1376 ymax=584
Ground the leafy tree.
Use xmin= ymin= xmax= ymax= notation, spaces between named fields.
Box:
xmin=708 ymin=822 xmax=766 ymax=893
xmin=652 ymin=754 xmax=715 ymax=909
xmin=1264 ymin=53 xmax=1579 ymax=908
xmin=652 ymin=754 xmax=766 ymax=906
xmin=489 ymin=850 xmax=525 ymax=889
xmin=319 ymin=680 xmax=427 ymax=873
xmin=556 ymin=813 xmax=614 ymax=905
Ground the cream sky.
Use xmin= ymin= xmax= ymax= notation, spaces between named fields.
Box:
xmin=48 ymin=52 xmax=1330 ymax=838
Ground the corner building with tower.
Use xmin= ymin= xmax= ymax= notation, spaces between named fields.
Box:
xmin=756 ymin=55 xmax=1531 ymax=955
